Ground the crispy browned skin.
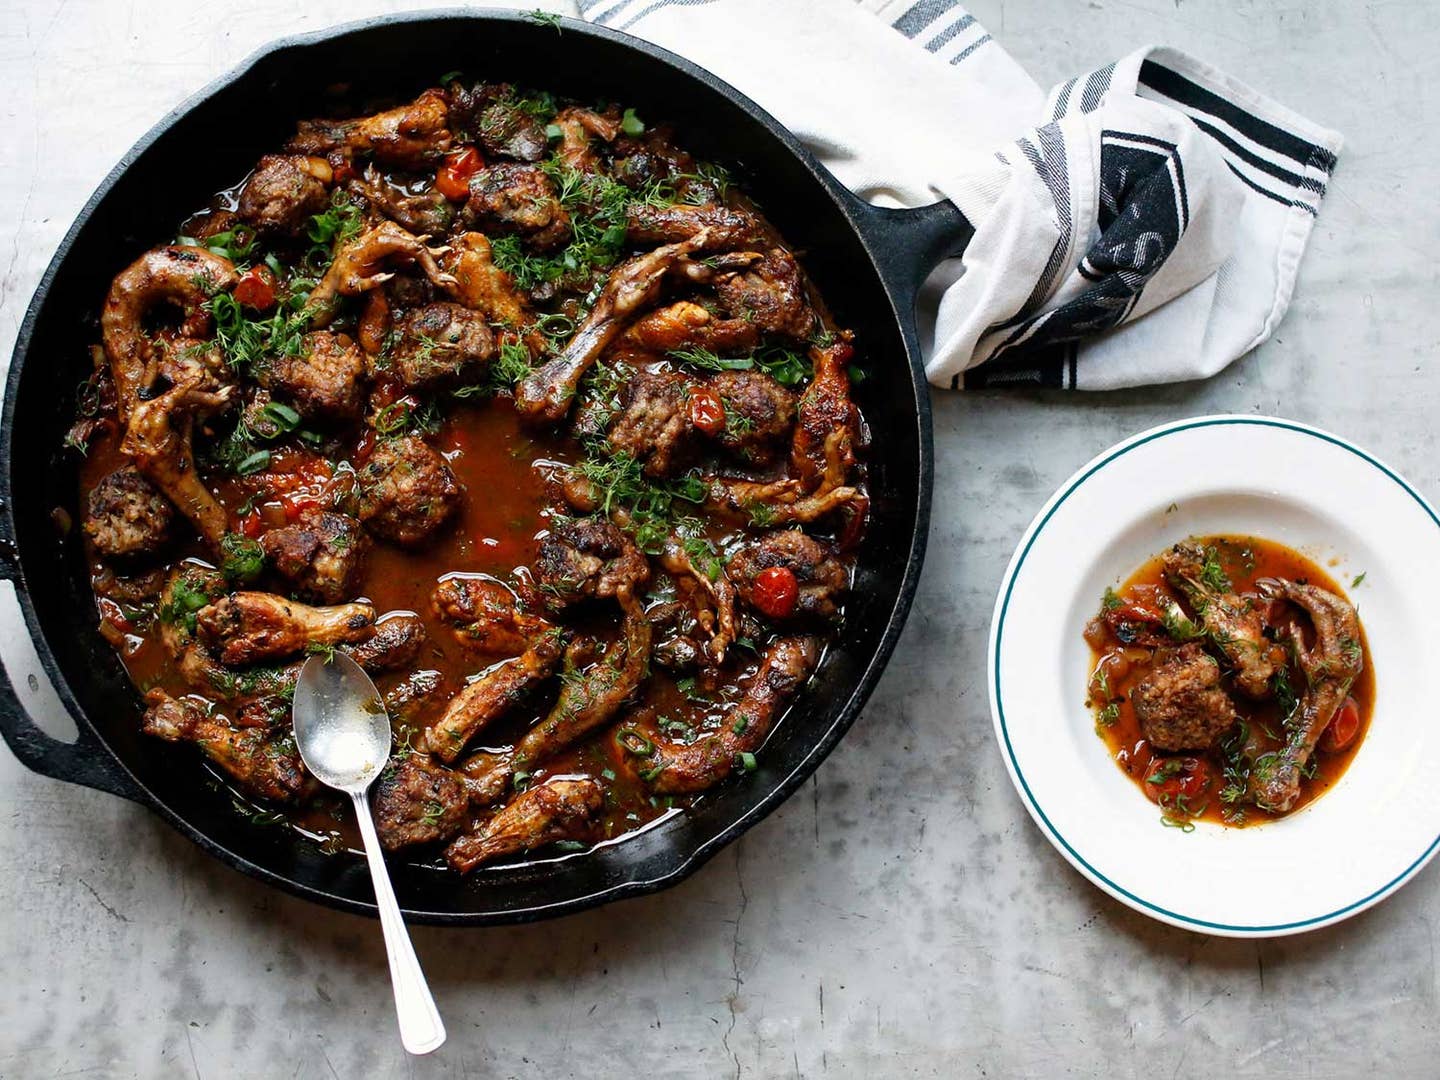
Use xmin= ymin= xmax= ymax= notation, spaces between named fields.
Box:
xmin=373 ymin=754 xmax=470 ymax=851
xmin=344 ymin=612 xmax=427 ymax=672
xmin=624 ymin=202 xmax=760 ymax=246
xmin=257 ymin=331 xmax=367 ymax=423
xmin=288 ymin=89 xmax=453 ymax=168
xmin=432 ymin=576 xmax=553 ymax=654
xmin=1163 ymin=541 xmax=1283 ymax=698
xmin=440 ymin=232 xmax=535 ymax=334
xmin=84 ymin=466 xmax=173 ymax=560
xmin=237 ymin=154 xmax=333 ymax=234
xmin=513 ymin=231 xmax=718 ymax=423
xmin=444 ymin=778 xmax=604 ymax=873
xmin=446 ymin=82 xmax=550 ymax=162
xmin=1248 ymin=580 xmax=1364 ymax=812
xmin=194 ymin=592 xmax=375 ymax=666
xmin=514 ymin=589 xmax=651 ymax=765
xmin=1130 ymin=643 xmax=1239 ymax=751
xmin=610 ymin=300 xmax=759 ymax=363
xmin=459 ymin=750 xmax=513 ymax=806
xmin=141 ymin=690 xmax=312 ymax=803
xmin=423 ymin=631 xmax=566 ymax=763
xmin=355 ymin=434 xmax=463 ymax=545
xmin=639 ymin=635 xmax=820 ymax=794
xmin=260 ymin=510 xmax=369 ymax=605
xmin=602 ymin=370 xmax=697 ymax=478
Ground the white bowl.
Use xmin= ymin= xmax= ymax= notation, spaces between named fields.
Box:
xmin=988 ymin=415 xmax=1440 ymax=937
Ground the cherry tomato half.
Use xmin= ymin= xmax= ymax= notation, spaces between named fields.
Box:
xmin=1144 ymin=756 xmax=1213 ymax=808
xmin=233 ymin=266 xmax=277 ymax=311
xmin=238 ymin=510 xmax=265 ymax=539
xmin=435 ymin=146 xmax=483 ymax=202
xmin=1320 ymin=696 xmax=1362 ymax=753
xmin=751 ymin=566 xmax=800 ymax=619
xmin=687 ymin=388 xmax=727 ymax=436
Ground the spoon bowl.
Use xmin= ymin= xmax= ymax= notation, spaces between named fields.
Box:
xmin=293 ymin=653 xmax=447 ymax=1055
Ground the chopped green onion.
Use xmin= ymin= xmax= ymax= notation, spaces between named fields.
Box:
xmin=736 ymin=751 xmax=757 ymax=772
xmin=620 ymin=108 xmax=645 ymax=136
xmin=236 ymin=449 xmax=271 ymax=476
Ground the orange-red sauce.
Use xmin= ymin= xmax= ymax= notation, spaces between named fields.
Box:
xmin=1085 ymin=535 xmax=1373 ymax=828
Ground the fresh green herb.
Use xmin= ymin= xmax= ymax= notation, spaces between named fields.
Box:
xmin=236 ymin=449 xmax=271 ymax=476
xmin=573 ymin=451 xmax=706 ymax=555
xmin=638 ymin=761 xmax=669 ymax=782
xmin=617 ymin=729 xmax=655 ymax=757
xmin=601 ymin=767 xmax=617 ymax=781
xmin=419 ymin=800 xmax=446 ymax=827
xmin=620 ymin=107 xmax=645 ymax=136
xmin=306 ymin=191 xmax=364 ymax=253
xmin=736 ymin=751 xmax=758 ymax=772
xmin=1096 ymin=703 xmax=1120 ymax=728
xmin=667 ymin=343 xmax=811 ymax=387
xmin=1340 ymin=636 xmax=1362 ymax=665
xmin=513 ymin=770 xmax=532 ymax=791
xmin=732 ymin=714 xmax=751 ymax=735
xmin=526 ymin=8 xmax=563 ymax=31
xmin=1101 ymin=587 xmax=1123 ymax=613
xmin=1200 ymin=545 xmax=1232 ymax=592
xmin=1270 ymin=667 xmax=1298 ymax=725
xmin=1161 ymin=601 xmax=1203 ymax=642
xmin=220 ymin=533 xmax=266 ymax=585
xmin=1159 ymin=813 xmax=1196 ymax=833
xmin=1351 ymin=571 xmax=1367 ymax=589
xmin=304 ymin=641 xmax=339 ymax=663
xmin=554 ymin=840 xmax=587 ymax=852
xmin=745 ymin=500 xmax=777 ymax=529
xmin=179 ymin=226 xmax=257 ymax=262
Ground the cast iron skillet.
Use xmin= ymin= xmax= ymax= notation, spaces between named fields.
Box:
xmin=0 ymin=10 xmax=972 ymax=924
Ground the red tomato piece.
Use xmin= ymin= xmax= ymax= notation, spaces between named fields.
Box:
xmin=435 ymin=146 xmax=483 ymax=202
xmin=1144 ymin=756 xmax=1213 ymax=809
xmin=687 ymin=388 xmax=727 ymax=436
xmin=238 ymin=510 xmax=264 ymax=539
xmin=233 ymin=267 xmax=276 ymax=311
xmin=1320 ymin=696 xmax=1362 ymax=753
xmin=752 ymin=566 xmax=800 ymax=619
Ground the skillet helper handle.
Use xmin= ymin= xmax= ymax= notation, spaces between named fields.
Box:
xmin=855 ymin=197 xmax=974 ymax=309
xmin=0 ymin=533 xmax=145 ymax=802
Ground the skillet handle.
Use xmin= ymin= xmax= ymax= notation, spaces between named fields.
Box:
xmin=0 ymin=530 xmax=145 ymax=803
xmin=851 ymin=197 xmax=975 ymax=313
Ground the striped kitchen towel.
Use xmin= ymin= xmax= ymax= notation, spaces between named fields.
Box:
xmin=572 ymin=0 xmax=1343 ymax=390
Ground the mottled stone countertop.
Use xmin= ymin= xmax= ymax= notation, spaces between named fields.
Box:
xmin=2 ymin=1 xmax=1436 ymax=1076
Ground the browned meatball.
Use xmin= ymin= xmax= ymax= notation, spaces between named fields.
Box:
xmin=356 ymin=435 xmax=463 ymax=545
xmin=84 ymin=466 xmax=173 ymax=559
xmin=533 ymin=517 xmax=649 ymax=608
xmin=237 ymin=154 xmax=332 ymax=235
xmin=447 ymin=82 xmax=549 ymax=162
xmin=463 ymin=163 xmax=570 ymax=250
xmin=715 ymin=249 xmax=816 ymax=340
xmin=373 ymin=754 xmax=469 ymax=851
xmin=709 ymin=370 xmax=796 ymax=465
xmin=604 ymin=370 xmax=697 ymax=478
xmin=259 ymin=332 xmax=366 ymax=423
xmin=1130 ymin=644 xmax=1240 ymax=751
xmin=260 ymin=510 xmax=369 ymax=604
xmin=391 ymin=303 xmax=495 ymax=391
xmin=729 ymin=530 xmax=849 ymax=623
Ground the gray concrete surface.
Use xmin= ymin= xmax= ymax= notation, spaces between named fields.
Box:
xmin=2 ymin=1 xmax=1437 ymax=1076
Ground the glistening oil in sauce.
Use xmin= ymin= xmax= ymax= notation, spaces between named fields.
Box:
xmin=1086 ymin=534 xmax=1374 ymax=828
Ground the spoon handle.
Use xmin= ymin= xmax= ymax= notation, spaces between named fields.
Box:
xmin=351 ymin=789 xmax=447 ymax=1055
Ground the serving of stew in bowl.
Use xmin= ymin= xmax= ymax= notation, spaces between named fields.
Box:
xmin=991 ymin=416 xmax=1440 ymax=937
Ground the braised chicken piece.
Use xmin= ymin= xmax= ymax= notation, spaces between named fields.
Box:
xmin=237 ymin=154 xmax=334 ymax=234
xmin=439 ymin=232 xmax=536 ymax=334
xmin=390 ymin=303 xmax=495 ymax=391
xmin=708 ymin=370 xmax=797 ymax=466
xmin=355 ymin=434 xmax=463 ymax=545
xmin=624 ymin=202 xmax=760 ymax=247
xmin=514 ymin=591 xmax=651 ymax=765
xmin=463 ymin=163 xmax=571 ymax=251
xmin=532 ymin=517 xmax=650 ymax=608
xmin=446 ymin=82 xmax=549 ymax=162
xmin=514 ymin=231 xmax=722 ymax=423
xmin=288 ymin=88 xmax=453 ymax=168
xmin=714 ymin=249 xmax=816 ymax=341
xmin=423 ymin=631 xmax=566 ymax=763
xmin=432 ymin=576 xmax=553 ymax=654
xmin=1163 ymin=541 xmax=1282 ymax=698
xmin=445 ymin=778 xmax=605 ymax=873
xmin=83 ymin=466 xmax=173 ymax=560
xmin=1247 ymin=580 xmax=1364 ymax=813
xmin=141 ymin=690 xmax=313 ymax=803
xmin=1129 ymin=643 xmax=1239 ymax=752
xmin=256 ymin=331 xmax=367 ymax=423
xmin=260 ymin=510 xmax=369 ymax=604
xmin=373 ymin=753 xmax=470 ymax=851
xmin=346 ymin=164 xmax=453 ymax=236
xmin=729 ymin=530 xmax=848 ymax=623
xmin=194 ymin=592 xmax=375 ymax=666
xmin=635 ymin=635 xmax=820 ymax=795
xmin=77 ymin=78 xmax=865 ymax=871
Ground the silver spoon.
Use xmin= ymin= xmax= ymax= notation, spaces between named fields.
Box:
xmin=293 ymin=652 xmax=446 ymax=1055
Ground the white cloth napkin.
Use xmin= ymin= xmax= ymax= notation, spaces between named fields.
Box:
xmin=569 ymin=0 xmax=1343 ymax=390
